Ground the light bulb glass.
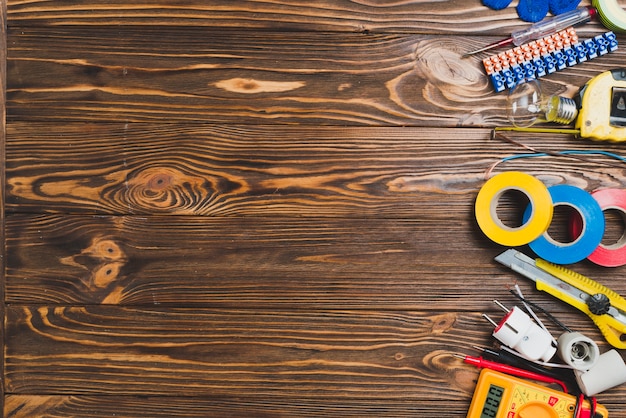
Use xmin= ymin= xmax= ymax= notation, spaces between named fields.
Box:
xmin=506 ymin=79 xmax=544 ymax=128
xmin=506 ymin=79 xmax=578 ymax=128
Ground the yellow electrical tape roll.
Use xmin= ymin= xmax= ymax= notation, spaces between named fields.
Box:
xmin=475 ymin=172 xmax=553 ymax=246
xmin=593 ymin=0 xmax=626 ymax=33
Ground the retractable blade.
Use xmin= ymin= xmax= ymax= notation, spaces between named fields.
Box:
xmin=495 ymin=249 xmax=626 ymax=349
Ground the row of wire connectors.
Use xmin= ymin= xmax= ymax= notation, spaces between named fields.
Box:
xmin=483 ymin=28 xmax=580 ymax=75
xmin=484 ymin=29 xmax=618 ymax=93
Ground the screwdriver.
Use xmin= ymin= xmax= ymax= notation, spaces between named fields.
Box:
xmin=462 ymin=6 xmax=597 ymax=58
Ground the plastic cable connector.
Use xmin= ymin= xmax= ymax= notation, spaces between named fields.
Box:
xmin=485 ymin=31 xmax=618 ymax=92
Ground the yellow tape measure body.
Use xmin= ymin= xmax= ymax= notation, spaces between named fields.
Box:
xmin=576 ymin=69 xmax=626 ymax=142
xmin=467 ymin=369 xmax=609 ymax=418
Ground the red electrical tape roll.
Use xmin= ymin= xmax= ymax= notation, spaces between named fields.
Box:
xmin=571 ymin=189 xmax=626 ymax=267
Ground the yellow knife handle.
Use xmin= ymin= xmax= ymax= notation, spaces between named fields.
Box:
xmin=591 ymin=316 xmax=626 ymax=349
xmin=536 ymin=259 xmax=626 ymax=310
xmin=536 ymin=259 xmax=626 ymax=349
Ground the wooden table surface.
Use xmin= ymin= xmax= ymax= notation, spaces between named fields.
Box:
xmin=3 ymin=0 xmax=626 ymax=416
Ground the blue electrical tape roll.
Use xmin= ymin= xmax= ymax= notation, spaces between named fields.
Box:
xmin=523 ymin=184 xmax=605 ymax=264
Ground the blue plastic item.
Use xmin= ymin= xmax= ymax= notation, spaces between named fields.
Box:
xmin=483 ymin=0 xmax=581 ymax=23
xmin=517 ymin=0 xmax=549 ymax=23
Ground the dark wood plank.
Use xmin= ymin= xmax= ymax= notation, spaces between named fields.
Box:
xmin=7 ymin=27 xmax=624 ymax=124
xmin=6 ymin=0 xmax=609 ymax=34
xmin=5 ymin=27 xmax=483 ymax=125
xmin=8 ymin=214 xmax=626 ymax=310
xmin=6 ymin=395 xmax=626 ymax=418
xmin=2 ymin=396 xmax=477 ymax=418
xmin=4 ymin=306 xmax=481 ymax=397
xmin=1 ymin=0 xmax=7 ymax=414
xmin=6 ymin=124 xmax=491 ymax=215
xmin=3 ymin=214 xmax=495 ymax=307
xmin=4 ymin=306 xmax=622 ymax=415
xmin=7 ymin=124 xmax=626 ymax=216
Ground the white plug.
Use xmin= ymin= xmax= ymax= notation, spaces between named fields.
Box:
xmin=483 ymin=300 xmax=556 ymax=362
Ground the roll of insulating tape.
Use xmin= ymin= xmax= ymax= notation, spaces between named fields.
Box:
xmin=524 ymin=185 xmax=605 ymax=265
xmin=475 ymin=172 xmax=553 ymax=246
xmin=571 ymin=188 xmax=626 ymax=267
xmin=593 ymin=0 xmax=626 ymax=33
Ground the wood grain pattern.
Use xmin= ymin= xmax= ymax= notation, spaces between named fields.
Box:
xmin=3 ymin=306 xmax=625 ymax=411
xmin=8 ymin=0 xmax=612 ymax=34
xmin=6 ymin=212 xmax=626 ymax=308
xmin=4 ymin=124 xmax=493 ymax=215
xmin=1 ymin=214 xmax=516 ymax=306
xmin=3 ymin=396 xmax=487 ymax=418
xmin=6 ymin=124 xmax=626 ymax=216
xmin=0 ymin=0 xmax=7 ymax=413
xmin=5 ymin=0 xmax=626 ymax=416
xmin=7 ymin=27 xmax=624 ymax=125
xmin=4 ymin=306 xmax=476 ymax=396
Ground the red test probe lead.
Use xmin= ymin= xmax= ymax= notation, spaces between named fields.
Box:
xmin=456 ymin=354 xmax=568 ymax=393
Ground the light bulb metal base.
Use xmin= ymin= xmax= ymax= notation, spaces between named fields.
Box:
xmin=545 ymin=95 xmax=578 ymax=125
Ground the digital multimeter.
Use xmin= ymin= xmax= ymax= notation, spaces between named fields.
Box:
xmin=466 ymin=369 xmax=608 ymax=418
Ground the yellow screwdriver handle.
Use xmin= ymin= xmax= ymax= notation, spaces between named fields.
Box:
xmin=536 ymin=259 xmax=626 ymax=349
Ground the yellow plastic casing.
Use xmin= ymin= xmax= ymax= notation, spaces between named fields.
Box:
xmin=535 ymin=259 xmax=626 ymax=350
xmin=466 ymin=369 xmax=608 ymax=418
xmin=576 ymin=69 xmax=626 ymax=142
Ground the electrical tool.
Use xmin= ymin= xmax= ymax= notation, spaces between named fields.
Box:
xmin=466 ymin=369 xmax=608 ymax=418
xmin=458 ymin=354 xmax=568 ymax=392
xmin=463 ymin=6 xmax=597 ymax=58
xmin=496 ymin=69 xmax=626 ymax=142
xmin=476 ymin=346 xmax=581 ymax=395
xmin=495 ymin=249 xmax=626 ymax=349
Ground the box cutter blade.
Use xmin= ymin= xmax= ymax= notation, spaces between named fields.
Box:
xmin=495 ymin=249 xmax=626 ymax=349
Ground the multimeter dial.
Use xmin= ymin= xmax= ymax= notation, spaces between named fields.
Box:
xmin=511 ymin=385 xmax=570 ymax=416
xmin=517 ymin=402 xmax=559 ymax=418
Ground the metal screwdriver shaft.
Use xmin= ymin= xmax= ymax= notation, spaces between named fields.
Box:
xmin=462 ymin=38 xmax=515 ymax=58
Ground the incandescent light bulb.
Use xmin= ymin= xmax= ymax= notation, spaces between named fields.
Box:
xmin=506 ymin=79 xmax=579 ymax=128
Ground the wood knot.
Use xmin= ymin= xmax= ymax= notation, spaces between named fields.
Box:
xmin=60 ymin=235 xmax=129 ymax=294
xmin=147 ymin=173 xmax=173 ymax=191
xmin=84 ymin=237 xmax=125 ymax=261
xmin=93 ymin=261 xmax=125 ymax=288
xmin=414 ymin=39 xmax=485 ymax=89
xmin=430 ymin=312 xmax=457 ymax=334
xmin=126 ymin=167 xmax=211 ymax=212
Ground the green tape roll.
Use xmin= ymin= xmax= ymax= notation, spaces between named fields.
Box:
xmin=593 ymin=0 xmax=626 ymax=33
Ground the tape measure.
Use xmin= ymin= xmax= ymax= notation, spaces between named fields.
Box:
xmin=593 ymin=0 xmax=626 ymax=33
xmin=575 ymin=69 xmax=626 ymax=142
xmin=466 ymin=369 xmax=609 ymax=418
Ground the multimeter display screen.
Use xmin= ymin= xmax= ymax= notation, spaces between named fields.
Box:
xmin=480 ymin=384 xmax=504 ymax=418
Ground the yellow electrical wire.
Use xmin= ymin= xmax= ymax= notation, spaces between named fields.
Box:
xmin=493 ymin=126 xmax=581 ymax=135
xmin=593 ymin=0 xmax=626 ymax=33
